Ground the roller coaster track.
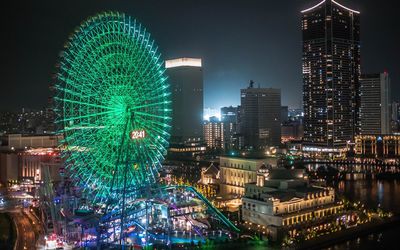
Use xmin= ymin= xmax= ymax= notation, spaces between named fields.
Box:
xmin=163 ymin=185 xmax=240 ymax=233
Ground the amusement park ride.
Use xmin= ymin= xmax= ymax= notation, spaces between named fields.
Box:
xmin=51 ymin=12 xmax=239 ymax=248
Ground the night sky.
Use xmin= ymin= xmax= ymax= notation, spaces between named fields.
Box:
xmin=3 ymin=0 xmax=399 ymax=112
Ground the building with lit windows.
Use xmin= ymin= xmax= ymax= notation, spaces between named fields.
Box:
xmin=354 ymin=135 xmax=400 ymax=159
xmin=166 ymin=58 xmax=203 ymax=145
xmin=20 ymin=148 xmax=62 ymax=183
xmin=221 ymin=106 xmax=238 ymax=124
xmin=301 ymin=0 xmax=360 ymax=153
xmin=203 ymin=116 xmax=224 ymax=149
xmin=281 ymin=120 xmax=304 ymax=142
xmin=392 ymin=102 xmax=400 ymax=133
xmin=359 ymin=73 xmax=391 ymax=135
xmin=241 ymin=81 xmax=281 ymax=149
xmin=200 ymin=163 xmax=220 ymax=185
xmin=0 ymin=133 xmax=62 ymax=150
xmin=0 ymin=134 xmax=63 ymax=185
xmin=219 ymin=156 xmax=277 ymax=196
xmin=242 ymin=168 xmax=342 ymax=240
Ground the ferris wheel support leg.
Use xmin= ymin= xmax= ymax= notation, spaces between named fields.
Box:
xmin=120 ymin=114 xmax=132 ymax=249
xmin=120 ymin=150 xmax=129 ymax=250
xmin=167 ymin=203 xmax=172 ymax=250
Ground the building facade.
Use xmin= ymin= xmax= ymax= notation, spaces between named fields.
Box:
xmin=0 ymin=135 xmax=63 ymax=185
xmin=281 ymin=106 xmax=289 ymax=123
xmin=392 ymin=102 xmax=399 ymax=122
xmin=242 ymin=168 xmax=341 ymax=240
xmin=200 ymin=163 xmax=220 ymax=185
xmin=0 ymin=134 xmax=62 ymax=150
xmin=302 ymin=0 xmax=360 ymax=152
xmin=20 ymin=148 xmax=62 ymax=183
xmin=221 ymin=106 xmax=239 ymax=150
xmin=359 ymin=73 xmax=391 ymax=135
xmin=203 ymin=117 xmax=224 ymax=149
xmin=355 ymin=135 xmax=400 ymax=159
xmin=281 ymin=120 xmax=304 ymax=142
xmin=241 ymin=82 xmax=281 ymax=149
xmin=219 ymin=156 xmax=277 ymax=196
xmin=0 ymin=152 xmax=19 ymax=186
xmin=166 ymin=58 xmax=203 ymax=145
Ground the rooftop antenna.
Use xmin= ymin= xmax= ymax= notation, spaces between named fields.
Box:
xmin=249 ymin=80 xmax=254 ymax=88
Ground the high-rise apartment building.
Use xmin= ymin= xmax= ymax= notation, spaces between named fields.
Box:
xmin=166 ymin=58 xmax=203 ymax=145
xmin=359 ymin=73 xmax=391 ymax=135
xmin=203 ymin=116 xmax=224 ymax=149
xmin=301 ymin=0 xmax=360 ymax=152
xmin=241 ymin=81 xmax=281 ymax=148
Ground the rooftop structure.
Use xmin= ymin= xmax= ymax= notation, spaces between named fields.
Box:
xmin=165 ymin=57 xmax=202 ymax=68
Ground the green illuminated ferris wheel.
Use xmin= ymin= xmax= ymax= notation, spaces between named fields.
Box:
xmin=54 ymin=12 xmax=171 ymax=202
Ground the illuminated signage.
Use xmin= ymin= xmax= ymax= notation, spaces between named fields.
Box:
xmin=165 ymin=58 xmax=202 ymax=68
xmin=130 ymin=130 xmax=146 ymax=140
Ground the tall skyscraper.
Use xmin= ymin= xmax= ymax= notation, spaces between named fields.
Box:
xmin=241 ymin=81 xmax=281 ymax=149
xmin=166 ymin=58 xmax=203 ymax=145
xmin=301 ymin=0 xmax=360 ymax=152
xmin=359 ymin=72 xmax=391 ymax=135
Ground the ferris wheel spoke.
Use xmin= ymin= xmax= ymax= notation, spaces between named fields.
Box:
xmin=59 ymin=110 xmax=120 ymax=123
xmin=128 ymin=101 xmax=170 ymax=111
xmin=55 ymin=97 xmax=117 ymax=111
xmin=134 ymin=111 xmax=171 ymax=120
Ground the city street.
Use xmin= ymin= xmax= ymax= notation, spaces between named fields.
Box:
xmin=9 ymin=210 xmax=37 ymax=250
xmin=1 ymin=188 xmax=45 ymax=249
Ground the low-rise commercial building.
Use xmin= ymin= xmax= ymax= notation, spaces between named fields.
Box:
xmin=219 ymin=156 xmax=276 ymax=196
xmin=242 ymin=168 xmax=341 ymax=240
xmin=200 ymin=163 xmax=219 ymax=185
xmin=354 ymin=134 xmax=400 ymax=159
xmin=0 ymin=151 xmax=19 ymax=186
xmin=0 ymin=134 xmax=62 ymax=150
xmin=0 ymin=134 xmax=63 ymax=186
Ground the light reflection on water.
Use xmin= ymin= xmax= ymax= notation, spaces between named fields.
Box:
xmin=324 ymin=179 xmax=400 ymax=250
xmin=336 ymin=179 xmax=400 ymax=213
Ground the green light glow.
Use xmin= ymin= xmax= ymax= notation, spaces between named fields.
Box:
xmin=54 ymin=12 xmax=171 ymax=202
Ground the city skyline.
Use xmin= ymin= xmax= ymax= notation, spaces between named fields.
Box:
xmin=2 ymin=2 xmax=400 ymax=249
xmin=3 ymin=0 xmax=400 ymax=112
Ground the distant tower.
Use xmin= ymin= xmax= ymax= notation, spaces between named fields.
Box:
xmin=166 ymin=58 xmax=203 ymax=144
xmin=221 ymin=106 xmax=239 ymax=149
xmin=241 ymin=81 xmax=281 ymax=148
xmin=301 ymin=0 xmax=360 ymax=152
xmin=359 ymin=72 xmax=391 ymax=135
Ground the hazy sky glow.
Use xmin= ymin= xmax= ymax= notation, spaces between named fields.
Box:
xmin=3 ymin=0 xmax=399 ymax=111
